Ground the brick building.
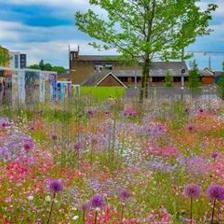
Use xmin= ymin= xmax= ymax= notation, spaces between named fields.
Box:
xmin=69 ymin=47 xmax=189 ymax=87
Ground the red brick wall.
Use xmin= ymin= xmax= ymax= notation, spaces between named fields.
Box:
xmin=201 ymin=76 xmax=214 ymax=85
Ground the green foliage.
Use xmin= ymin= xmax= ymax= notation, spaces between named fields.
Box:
xmin=80 ymin=86 xmax=125 ymax=101
xmin=75 ymin=0 xmax=217 ymax=100
xmin=28 ymin=60 xmax=65 ymax=74
xmin=0 ymin=45 xmax=10 ymax=66
xmin=217 ymin=61 xmax=224 ymax=99
xmin=164 ymin=71 xmax=173 ymax=87
xmin=188 ymin=60 xmax=201 ymax=88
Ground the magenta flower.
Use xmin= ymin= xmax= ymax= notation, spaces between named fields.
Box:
xmin=184 ymin=184 xmax=201 ymax=198
xmin=90 ymin=194 xmax=105 ymax=209
xmin=0 ymin=117 xmax=10 ymax=128
xmin=187 ymin=125 xmax=194 ymax=132
xmin=48 ymin=179 xmax=63 ymax=193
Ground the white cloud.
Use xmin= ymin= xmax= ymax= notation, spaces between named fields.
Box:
xmin=0 ymin=20 xmax=116 ymax=67
xmin=9 ymin=40 xmax=117 ymax=67
xmin=2 ymin=0 xmax=88 ymax=7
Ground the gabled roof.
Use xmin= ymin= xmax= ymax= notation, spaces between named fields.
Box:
xmin=82 ymin=71 xmax=127 ymax=88
xmin=199 ymin=68 xmax=214 ymax=77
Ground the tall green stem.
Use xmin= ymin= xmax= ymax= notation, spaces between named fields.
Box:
xmin=190 ymin=197 xmax=193 ymax=224
xmin=211 ymin=199 xmax=216 ymax=224
xmin=94 ymin=211 xmax=98 ymax=224
xmin=46 ymin=193 xmax=56 ymax=224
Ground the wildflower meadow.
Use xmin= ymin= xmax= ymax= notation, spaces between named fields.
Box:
xmin=1 ymin=95 xmax=224 ymax=224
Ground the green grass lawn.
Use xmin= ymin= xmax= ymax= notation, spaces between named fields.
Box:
xmin=80 ymin=86 xmax=126 ymax=101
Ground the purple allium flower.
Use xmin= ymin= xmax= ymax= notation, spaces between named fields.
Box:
xmin=119 ymin=190 xmax=131 ymax=201
xmin=211 ymin=152 xmax=218 ymax=160
xmin=74 ymin=142 xmax=81 ymax=151
xmin=207 ymin=184 xmax=224 ymax=201
xmin=48 ymin=179 xmax=64 ymax=193
xmin=184 ymin=184 xmax=201 ymax=198
xmin=23 ymin=138 xmax=34 ymax=152
xmin=90 ymin=194 xmax=105 ymax=209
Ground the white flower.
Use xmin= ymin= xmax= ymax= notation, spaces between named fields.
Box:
xmin=27 ymin=195 xmax=34 ymax=201
xmin=45 ymin=195 xmax=51 ymax=202
xmin=72 ymin=215 xmax=79 ymax=221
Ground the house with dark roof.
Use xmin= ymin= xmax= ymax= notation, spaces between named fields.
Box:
xmin=199 ymin=68 xmax=215 ymax=85
xmin=69 ymin=47 xmax=189 ymax=87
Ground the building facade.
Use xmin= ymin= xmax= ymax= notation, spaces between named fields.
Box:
xmin=69 ymin=47 xmax=189 ymax=87
xmin=9 ymin=51 xmax=27 ymax=69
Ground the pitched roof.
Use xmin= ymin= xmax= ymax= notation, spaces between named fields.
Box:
xmin=82 ymin=71 xmax=127 ymax=87
xmin=199 ymin=69 xmax=214 ymax=77
xmin=114 ymin=62 xmax=188 ymax=77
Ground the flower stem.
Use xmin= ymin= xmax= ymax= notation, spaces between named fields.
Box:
xmin=94 ymin=210 xmax=98 ymax=224
xmin=46 ymin=193 xmax=56 ymax=224
xmin=82 ymin=211 xmax=85 ymax=224
xmin=211 ymin=199 xmax=216 ymax=224
xmin=190 ymin=197 xmax=193 ymax=224
xmin=120 ymin=204 xmax=124 ymax=223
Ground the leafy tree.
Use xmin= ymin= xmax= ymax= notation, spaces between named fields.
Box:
xmin=217 ymin=62 xmax=224 ymax=99
xmin=28 ymin=61 xmax=65 ymax=74
xmin=0 ymin=45 xmax=10 ymax=66
xmin=75 ymin=0 xmax=217 ymax=102
xmin=39 ymin=60 xmax=45 ymax=70
xmin=188 ymin=60 xmax=201 ymax=88
xmin=44 ymin=63 xmax=52 ymax=71
xmin=29 ymin=64 xmax=40 ymax=70
xmin=164 ymin=71 xmax=173 ymax=87
xmin=52 ymin=66 xmax=65 ymax=74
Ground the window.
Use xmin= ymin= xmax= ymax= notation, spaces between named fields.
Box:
xmin=173 ymin=77 xmax=181 ymax=82
xmin=105 ymin=64 xmax=113 ymax=70
xmin=14 ymin=55 xmax=19 ymax=68
xmin=95 ymin=65 xmax=104 ymax=72
xmin=137 ymin=77 xmax=141 ymax=82
xmin=119 ymin=77 xmax=128 ymax=82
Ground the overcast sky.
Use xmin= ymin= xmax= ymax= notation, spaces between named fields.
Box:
xmin=0 ymin=0 xmax=223 ymax=70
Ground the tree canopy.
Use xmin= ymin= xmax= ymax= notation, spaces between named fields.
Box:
xmin=75 ymin=0 xmax=217 ymax=101
xmin=0 ymin=45 xmax=10 ymax=67
xmin=28 ymin=60 xmax=66 ymax=74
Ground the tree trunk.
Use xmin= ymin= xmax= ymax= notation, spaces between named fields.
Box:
xmin=140 ymin=54 xmax=150 ymax=102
